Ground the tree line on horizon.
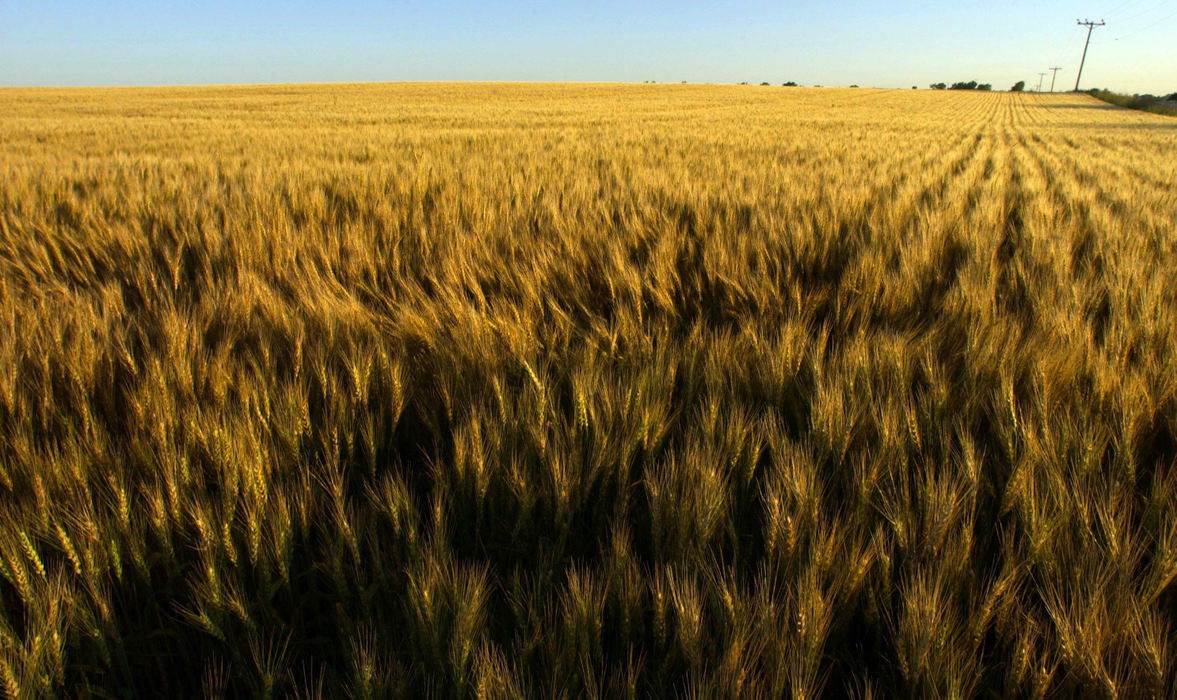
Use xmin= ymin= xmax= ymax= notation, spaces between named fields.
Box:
xmin=929 ymin=80 xmax=993 ymax=91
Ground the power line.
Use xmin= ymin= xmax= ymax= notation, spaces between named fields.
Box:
xmin=1048 ymin=66 xmax=1062 ymax=93
xmin=1074 ymin=19 xmax=1105 ymax=92
xmin=1118 ymin=0 xmax=1171 ymax=24
xmin=1105 ymin=8 xmax=1177 ymax=42
xmin=1106 ymin=0 xmax=1155 ymax=16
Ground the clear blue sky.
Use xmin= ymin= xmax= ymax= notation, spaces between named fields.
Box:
xmin=1 ymin=1 xmax=1173 ymax=93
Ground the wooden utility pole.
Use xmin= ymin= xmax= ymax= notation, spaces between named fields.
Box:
xmin=1037 ymin=72 xmax=1046 ymax=92
xmin=1048 ymin=66 xmax=1062 ymax=93
xmin=1074 ymin=20 xmax=1105 ymax=92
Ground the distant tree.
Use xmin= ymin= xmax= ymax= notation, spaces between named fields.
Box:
xmin=950 ymin=81 xmax=978 ymax=90
xmin=738 ymin=81 xmax=749 ymax=85
xmin=978 ymin=83 xmax=992 ymax=91
xmin=850 ymin=84 xmax=859 ymax=88
xmin=1168 ymin=92 xmax=1177 ymax=101
xmin=1010 ymin=80 xmax=1025 ymax=92
xmin=760 ymin=82 xmax=771 ymax=86
xmin=912 ymin=85 xmax=918 ymax=89
xmin=782 ymin=81 xmax=798 ymax=86
xmin=930 ymin=82 xmax=947 ymax=90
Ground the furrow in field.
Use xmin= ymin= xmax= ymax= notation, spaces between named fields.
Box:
xmin=1029 ymin=127 xmax=1166 ymax=240
xmin=859 ymin=95 xmax=1000 ymax=247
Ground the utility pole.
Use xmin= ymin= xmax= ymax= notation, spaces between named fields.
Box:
xmin=1037 ymin=72 xmax=1046 ymax=92
xmin=1049 ymin=66 xmax=1062 ymax=93
xmin=1074 ymin=19 xmax=1105 ymax=92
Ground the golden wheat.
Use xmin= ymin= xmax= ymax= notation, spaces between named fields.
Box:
xmin=0 ymin=83 xmax=1175 ymax=696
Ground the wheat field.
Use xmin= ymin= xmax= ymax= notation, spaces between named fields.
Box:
xmin=1 ymin=83 xmax=1176 ymax=697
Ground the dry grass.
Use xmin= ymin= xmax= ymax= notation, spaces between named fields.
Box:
xmin=1 ymin=82 xmax=1176 ymax=696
